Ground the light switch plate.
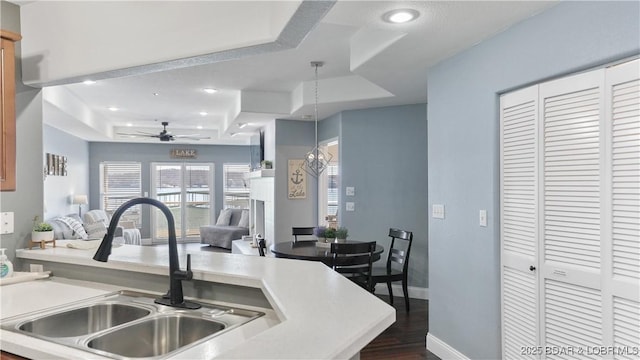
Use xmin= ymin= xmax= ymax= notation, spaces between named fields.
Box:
xmin=346 ymin=202 xmax=355 ymax=211
xmin=432 ymin=204 xmax=445 ymax=219
xmin=479 ymin=210 xmax=487 ymax=227
xmin=346 ymin=187 xmax=355 ymax=196
xmin=0 ymin=212 xmax=14 ymax=234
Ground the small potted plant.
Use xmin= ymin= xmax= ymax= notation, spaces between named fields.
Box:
xmin=313 ymin=226 xmax=327 ymax=242
xmin=260 ymin=160 xmax=273 ymax=169
xmin=324 ymin=227 xmax=336 ymax=241
xmin=32 ymin=216 xmax=54 ymax=242
xmin=335 ymin=227 xmax=349 ymax=242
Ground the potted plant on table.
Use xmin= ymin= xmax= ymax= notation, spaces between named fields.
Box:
xmin=32 ymin=216 xmax=54 ymax=242
xmin=313 ymin=226 xmax=327 ymax=243
xmin=335 ymin=227 xmax=349 ymax=242
xmin=324 ymin=227 xmax=336 ymax=242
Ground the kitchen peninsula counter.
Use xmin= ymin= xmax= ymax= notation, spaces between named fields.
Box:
xmin=4 ymin=242 xmax=395 ymax=359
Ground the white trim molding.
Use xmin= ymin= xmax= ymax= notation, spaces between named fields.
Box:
xmin=426 ymin=333 xmax=470 ymax=360
xmin=373 ymin=285 xmax=428 ymax=300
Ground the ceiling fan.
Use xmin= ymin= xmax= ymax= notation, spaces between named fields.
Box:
xmin=118 ymin=121 xmax=210 ymax=142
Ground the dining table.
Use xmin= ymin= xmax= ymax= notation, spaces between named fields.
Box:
xmin=270 ymin=240 xmax=384 ymax=266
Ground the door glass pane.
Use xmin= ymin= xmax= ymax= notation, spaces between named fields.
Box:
xmin=185 ymin=165 xmax=211 ymax=238
xmin=319 ymin=141 xmax=339 ymax=228
xmin=154 ymin=164 xmax=182 ymax=240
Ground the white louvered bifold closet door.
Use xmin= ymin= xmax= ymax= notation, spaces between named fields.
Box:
xmin=539 ymin=69 xmax=606 ymax=360
xmin=501 ymin=86 xmax=540 ymax=359
xmin=501 ymin=59 xmax=640 ymax=360
xmin=606 ymin=59 xmax=640 ymax=360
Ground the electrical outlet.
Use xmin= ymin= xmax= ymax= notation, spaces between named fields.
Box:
xmin=346 ymin=187 xmax=355 ymax=196
xmin=30 ymin=264 xmax=44 ymax=273
xmin=346 ymin=202 xmax=355 ymax=211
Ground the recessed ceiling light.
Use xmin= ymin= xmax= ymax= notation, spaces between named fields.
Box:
xmin=197 ymin=125 xmax=203 ymax=130
xmin=126 ymin=123 xmax=133 ymax=127
xmin=153 ymin=92 xmax=159 ymax=96
xmin=108 ymin=106 xmax=119 ymax=111
xmin=199 ymin=111 xmax=208 ymax=116
xmin=83 ymin=80 xmax=96 ymax=85
xmin=203 ymin=88 xmax=217 ymax=94
xmin=382 ymin=9 xmax=419 ymax=24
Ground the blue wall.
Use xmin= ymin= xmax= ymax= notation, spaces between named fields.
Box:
xmin=427 ymin=2 xmax=639 ymax=358
xmin=0 ymin=1 xmax=45 ymax=263
xmin=339 ymin=104 xmax=428 ymax=288
xmin=89 ymin=142 xmax=250 ymax=238
xmin=272 ymin=120 xmax=317 ymax=242
xmin=43 ymin=125 xmax=90 ymax=220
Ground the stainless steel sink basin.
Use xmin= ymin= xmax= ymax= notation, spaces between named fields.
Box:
xmin=1 ymin=290 xmax=264 ymax=359
xmin=88 ymin=314 xmax=226 ymax=358
xmin=18 ymin=303 xmax=150 ymax=338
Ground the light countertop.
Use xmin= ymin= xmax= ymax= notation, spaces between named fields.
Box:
xmin=4 ymin=241 xmax=395 ymax=359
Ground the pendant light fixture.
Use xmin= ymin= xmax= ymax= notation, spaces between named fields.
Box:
xmin=300 ymin=61 xmax=332 ymax=177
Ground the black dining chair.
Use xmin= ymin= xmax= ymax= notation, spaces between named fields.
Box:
xmin=330 ymin=241 xmax=377 ymax=292
xmin=257 ymin=238 xmax=266 ymax=257
xmin=371 ymin=228 xmax=413 ymax=311
xmin=292 ymin=227 xmax=315 ymax=243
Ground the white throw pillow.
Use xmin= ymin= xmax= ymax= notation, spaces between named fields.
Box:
xmin=237 ymin=209 xmax=249 ymax=228
xmin=84 ymin=221 xmax=107 ymax=239
xmin=215 ymin=209 xmax=233 ymax=226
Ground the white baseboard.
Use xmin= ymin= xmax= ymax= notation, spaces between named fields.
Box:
xmin=374 ymin=284 xmax=428 ymax=300
xmin=426 ymin=333 xmax=470 ymax=360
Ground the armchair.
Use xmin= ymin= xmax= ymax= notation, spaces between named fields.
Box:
xmin=84 ymin=209 xmax=141 ymax=245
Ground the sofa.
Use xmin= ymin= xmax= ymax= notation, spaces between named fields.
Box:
xmin=48 ymin=209 xmax=141 ymax=245
xmin=200 ymin=208 xmax=249 ymax=249
xmin=48 ymin=213 xmax=122 ymax=241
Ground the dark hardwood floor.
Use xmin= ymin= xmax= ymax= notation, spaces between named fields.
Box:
xmin=361 ymin=295 xmax=440 ymax=360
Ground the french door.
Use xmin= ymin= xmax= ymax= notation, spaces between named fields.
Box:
xmin=150 ymin=162 xmax=214 ymax=243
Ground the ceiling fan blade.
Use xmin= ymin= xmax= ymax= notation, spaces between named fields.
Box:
xmin=174 ymin=135 xmax=211 ymax=140
xmin=117 ymin=132 xmax=155 ymax=137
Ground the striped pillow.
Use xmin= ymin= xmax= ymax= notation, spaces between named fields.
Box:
xmin=56 ymin=216 xmax=88 ymax=240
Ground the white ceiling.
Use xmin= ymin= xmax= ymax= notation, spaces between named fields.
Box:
xmin=17 ymin=0 xmax=557 ymax=145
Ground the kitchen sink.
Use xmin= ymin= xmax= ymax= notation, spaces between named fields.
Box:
xmin=1 ymin=290 xmax=264 ymax=359
xmin=88 ymin=314 xmax=226 ymax=358
xmin=18 ymin=303 xmax=150 ymax=338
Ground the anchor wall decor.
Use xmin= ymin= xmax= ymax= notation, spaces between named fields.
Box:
xmin=288 ymin=159 xmax=307 ymax=199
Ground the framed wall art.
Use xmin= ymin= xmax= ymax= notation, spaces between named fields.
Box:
xmin=288 ymin=159 xmax=306 ymax=199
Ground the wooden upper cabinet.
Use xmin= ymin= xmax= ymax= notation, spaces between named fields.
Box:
xmin=0 ymin=30 xmax=21 ymax=192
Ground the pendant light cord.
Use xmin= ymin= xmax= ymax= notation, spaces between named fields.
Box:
xmin=314 ymin=63 xmax=319 ymax=173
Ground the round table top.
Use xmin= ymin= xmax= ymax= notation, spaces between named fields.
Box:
xmin=270 ymin=240 xmax=384 ymax=265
